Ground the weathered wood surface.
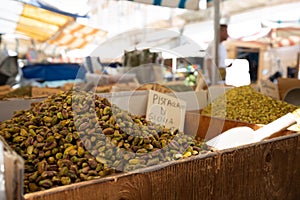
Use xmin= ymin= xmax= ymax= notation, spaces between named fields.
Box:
xmin=25 ymin=133 xmax=300 ymax=200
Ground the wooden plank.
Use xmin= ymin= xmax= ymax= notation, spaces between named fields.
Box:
xmin=24 ymin=133 xmax=300 ymax=200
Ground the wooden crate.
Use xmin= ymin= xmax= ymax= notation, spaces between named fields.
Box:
xmin=31 ymin=87 xmax=62 ymax=98
xmin=184 ymin=110 xmax=261 ymax=140
xmin=184 ymin=110 xmax=296 ymax=141
xmin=20 ymin=109 xmax=300 ymax=199
xmin=24 ymin=133 xmax=300 ymax=200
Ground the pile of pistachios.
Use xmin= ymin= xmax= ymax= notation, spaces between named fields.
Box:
xmin=0 ymin=89 xmax=209 ymax=194
xmin=201 ymin=85 xmax=298 ymax=124
xmin=0 ymin=85 xmax=32 ymax=99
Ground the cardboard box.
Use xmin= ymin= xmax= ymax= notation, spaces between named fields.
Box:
xmin=2 ymin=90 xmax=300 ymax=200
xmin=23 ymin=132 xmax=300 ymax=200
xmin=0 ymin=137 xmax=24 ymax=200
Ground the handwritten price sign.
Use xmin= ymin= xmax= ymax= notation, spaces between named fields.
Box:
xmin=146 ymin=90 xmax=186 ymax=131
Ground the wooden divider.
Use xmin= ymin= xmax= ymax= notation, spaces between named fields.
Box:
xmin=184 ymin=110 xmax=260 ymax=140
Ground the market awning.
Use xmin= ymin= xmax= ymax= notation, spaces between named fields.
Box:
xmin=18 ymin=0 xmax=89 ymax=18
xmin=272 ymin=27 xmax=300 ymax=47
xmin=47 ymin=22 xmax=107 ymax=49
xmin=231 ymin=27 xmax=300 ymax=48
xmin=125 ymin=0 xmax=200 ymax=10
xmin=0 ymin=0 xmax=74 ymax=42
xmin=1 ymin=0 xmax=108 ymax=52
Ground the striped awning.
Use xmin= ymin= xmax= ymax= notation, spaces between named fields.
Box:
xmin=0 ymin=0 xmax=107 ymax=50
xmin=126 ymin=0 xmax=200 ymax=10
xmin=0 ymin=0 xmax=74 ymax=42
xmin=47 ymin=22 xmax=107 ymax=49
xmin=272 ymin=27 xmax=300 ymax=47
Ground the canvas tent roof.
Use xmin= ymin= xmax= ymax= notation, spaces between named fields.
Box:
xmin=0 ymin=0 xmax=74 ymax=42
xmin=228 ymin=27 xmax=300 ymax=48
xmin=0 ymin=0 xmax=107 ymax=55
xmin=175 ymin=0 xmax=300 ymax=48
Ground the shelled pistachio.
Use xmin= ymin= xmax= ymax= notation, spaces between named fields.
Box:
xmin=0 ymin=89 xmax=210 ymax=194
xmin=201 ymin=85 xmax=298 ymax=124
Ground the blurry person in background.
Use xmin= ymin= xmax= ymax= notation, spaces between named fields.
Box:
xmin=205 ymin=24 xmax=229 ymax=84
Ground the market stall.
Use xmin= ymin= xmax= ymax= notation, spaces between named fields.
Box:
xmin=0 ymin=84 xmax=299 ymax=199
xmin=0 ymin=0 xmax=300 ymax=200
xmin=225 ymin=26 xmax=300 ymax=81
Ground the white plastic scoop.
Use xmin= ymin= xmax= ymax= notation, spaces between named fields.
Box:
xmin=206 ymin=109 xmax=300 ymax=150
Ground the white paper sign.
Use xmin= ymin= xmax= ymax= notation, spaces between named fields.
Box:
xmin=146 ymin=90 xmax=186 ymax=131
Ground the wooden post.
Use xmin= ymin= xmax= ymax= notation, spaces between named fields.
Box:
xmin=212 ymin=0 xmax=220 ymax=85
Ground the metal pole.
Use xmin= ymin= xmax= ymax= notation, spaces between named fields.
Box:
xmin=212 ymin=0 xmax=220 ymax=85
